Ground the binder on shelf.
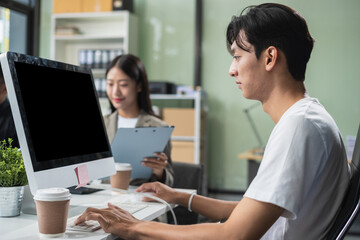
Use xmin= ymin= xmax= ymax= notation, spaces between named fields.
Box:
xmin=77 ymin=49 xmax=124 ymax=69
xmin=94 ymin=50 xmax=102 ymax=69
xmin=100 ymin=78 xmax=107 ymax=98
xmin=101 ymin=50 xmax=109 ymax=69
xmin=86 ymin=50 xmax=94 ymax=68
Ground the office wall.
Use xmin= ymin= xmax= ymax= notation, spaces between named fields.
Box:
xmin=40 ymin=0 xmax=360 ymax=191
xmin=133 ymin=1 xmax=195 ymax=86
xmin=39 ymin=0 xmax=51 ymax=58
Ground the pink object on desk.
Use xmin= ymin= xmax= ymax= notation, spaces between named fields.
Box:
xmin=74 ymin=165 xmax=90 ymax=189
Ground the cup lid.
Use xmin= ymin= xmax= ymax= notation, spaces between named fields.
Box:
xmin=114 ymin=163 xmax=132 ymax=171
xmin=34 ymin=188 xmax=71 ymax=201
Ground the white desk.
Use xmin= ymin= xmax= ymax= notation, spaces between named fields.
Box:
xmin=0 ymin=186 xmax=183 ymax=240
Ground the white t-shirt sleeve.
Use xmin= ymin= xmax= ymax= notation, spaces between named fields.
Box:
xmin=244 ymin=116 xmax=327 ymax=219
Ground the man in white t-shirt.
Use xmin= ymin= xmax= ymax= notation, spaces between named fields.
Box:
xmin=245 ymin=95 xmax=350 ymax=239
xmin=75 ymin=3 xmax=351 ymax=239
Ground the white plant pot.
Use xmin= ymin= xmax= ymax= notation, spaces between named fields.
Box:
xmin=0 ymin=186 xmax=25 ymax=217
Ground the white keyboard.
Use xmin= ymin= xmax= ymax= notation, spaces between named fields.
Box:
xmin=67 ymin=217 xmax=101 ymax=232
xmin=67 ymin=202 xmax=148 ymax=232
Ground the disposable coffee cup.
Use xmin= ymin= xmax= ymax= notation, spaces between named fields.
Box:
xmin=34 ymin=188 xmax=71 ymax=238
xmin=110 ymin=163 xmax=132 ymax=190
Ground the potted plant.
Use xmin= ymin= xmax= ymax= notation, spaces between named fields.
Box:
xmin=0 ymin=138 xmax=28 ymax=217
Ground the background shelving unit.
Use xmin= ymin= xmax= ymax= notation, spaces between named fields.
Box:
xmin=50 ymin=11 xmax=137 ymax=64
xmin=151 ymin=89 xmax=208 ymax=195
xmin=150 ymin=90 xmax=208 ymax=165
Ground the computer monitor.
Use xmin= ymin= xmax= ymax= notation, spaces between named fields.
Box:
xmin=0 ymin=51 xmax=116 ymax=195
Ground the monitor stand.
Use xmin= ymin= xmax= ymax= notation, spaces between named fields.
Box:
xmin=21 ymin=185 xmax=37 ymax=215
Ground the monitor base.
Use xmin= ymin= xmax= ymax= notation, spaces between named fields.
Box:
xmin=21 ymin=185 xmax=36 ymax=215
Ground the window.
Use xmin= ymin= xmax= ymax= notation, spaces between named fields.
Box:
xmin=0 ymin=0 xmax=40 ymax=55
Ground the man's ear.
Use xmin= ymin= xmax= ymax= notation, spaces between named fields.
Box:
xmin=264 ymin=46 xmax=278 ymax=72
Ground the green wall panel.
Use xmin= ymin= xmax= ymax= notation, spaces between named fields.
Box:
xmin=134 ymin=0 xmax=195 ymax=86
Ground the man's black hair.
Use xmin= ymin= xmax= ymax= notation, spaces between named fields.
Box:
xmin=226 ymin=3 xmax=314 ymax=81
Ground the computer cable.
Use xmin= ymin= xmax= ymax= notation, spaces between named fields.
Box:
xmin=135 ymin=192 xmax=178 ymax=225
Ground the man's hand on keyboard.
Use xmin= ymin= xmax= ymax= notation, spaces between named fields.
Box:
xmin=136 ymin=181 xmax=179 ymax=204
xmin=74 ymin=203 xmax=141 ymax=237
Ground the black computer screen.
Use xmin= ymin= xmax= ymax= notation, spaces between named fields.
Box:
xmin=13 ymin=61 xmax=111 ymax=171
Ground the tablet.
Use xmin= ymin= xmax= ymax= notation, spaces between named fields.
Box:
xmin=111 ymin=126 xmax=174 ymax=179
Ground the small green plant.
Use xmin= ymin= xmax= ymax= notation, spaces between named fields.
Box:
xmin=0 ymin=139 xmax=28 ymax=187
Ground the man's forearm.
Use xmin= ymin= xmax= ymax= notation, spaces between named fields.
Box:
xmin=129 ymin=221 xmax=228 ymax=240
xmin=173 ymin=191 xmax=238 ymax=221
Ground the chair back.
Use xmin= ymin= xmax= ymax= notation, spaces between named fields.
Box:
xmin=167 ymin=162 xmax=203 ymax=225
xmin=172 ymin=162 xmax=203 ymax=193
xmin=327 ymin=124 xmax=360 ymax=240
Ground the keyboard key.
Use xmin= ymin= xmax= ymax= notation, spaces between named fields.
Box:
xmin=67 ymin=217 xmax=101 ymax=232
xmin=107 ymin=202 xmax=148 ymax=214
